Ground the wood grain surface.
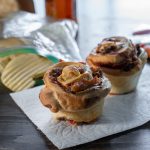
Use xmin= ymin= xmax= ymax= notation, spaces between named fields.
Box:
xmin=0 ymin=94 xmax=150 ymax=150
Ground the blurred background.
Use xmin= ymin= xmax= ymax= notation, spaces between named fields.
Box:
xmin=16 ymin=0 xmax=150 ymax=58
xmin=77 ymin=0 xmax=150 ymax=58
xmin=1 ymin=0 xmax=150 ymax=92
xmin=1 ymin=0 xmax=150 ymax=58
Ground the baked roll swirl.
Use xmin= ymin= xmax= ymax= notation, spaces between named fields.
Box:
xmin=87 ymin=36 xmax=148 ymax=94
xmin=39 ymin=61 xmax=111 ymax=123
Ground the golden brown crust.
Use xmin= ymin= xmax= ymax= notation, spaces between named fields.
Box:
xmin=39 ymin=61 xmax=111 ymax=122
xmin=86 ymin=36 xmax=140 ymax=72
xmin=43 ymin=62 xmax=110 ymax=112
xmin=86 ymin=36 xmax=148 ymax=95
xmin=53 ymin=99 xmax=105 ymax=123
xmin=39 ymin=87 xmax=60 ymax=113
xmin=107 ymin=48 xmax=148 ymax=94
xmin=87 ymin=48 xmax=147 ymax=76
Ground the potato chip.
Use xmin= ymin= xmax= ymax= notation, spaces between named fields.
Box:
xmin=0 ymin=54 xmax=19 ymax=75
xmin=1 ymin=54 xmax=52 ymax=91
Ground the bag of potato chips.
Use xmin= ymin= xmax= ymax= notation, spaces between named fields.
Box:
xmin=0 ymin=47 xmax=58 ymax=93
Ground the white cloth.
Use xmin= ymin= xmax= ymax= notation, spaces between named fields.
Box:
xmin=10 ymin=65 xmax=150 ymax=149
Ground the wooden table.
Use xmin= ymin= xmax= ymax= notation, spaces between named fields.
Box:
xmin=0 ymin=94 xmax=150 ymax=150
